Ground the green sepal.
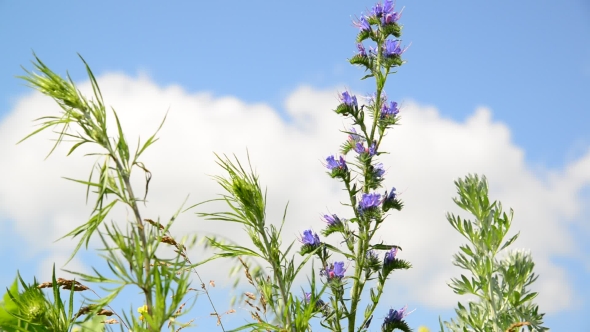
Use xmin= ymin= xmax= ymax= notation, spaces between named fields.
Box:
xmin=382 ymin=319 xmax=412 ymax=332
xmin=382 ymin=22 xmax=402 ymax=38
xmin=356 ymin=30 xmax=371 ymax=43
xmin=349 ymin=54 xmax=372 ymax=71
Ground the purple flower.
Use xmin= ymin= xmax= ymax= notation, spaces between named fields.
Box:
xmin=323 ymin=214 xmax=343 ymax=226
xmin=383 ymin=305 xmax=410 ymax=327
xmin=322 ymin=261 xmax=346 ymax=279
xmin=354 ymin=142 xmax=365 ymax=154
xmin=382 ymin=187 xmax=400 ymax=212
xmin=359 ymin=192 xmax=381 ymax=211
xmin=384 ymin=187 xmax=397 ymax=202
xmin=353 ymin=15 xmax=371 ymax=32
xmin=383 ymin=39 xmax=404 ymax=57
xmin=383 ymin=0 xmax=395 ymax=14
xmin=373 ymin=163 xmax=385 ymax=178
xmin=354 ymin=141 xmax=377 ymax=157
xmin=368 ymin=141 xmax=377 ymax=156
xmin=326 ymin=155 xmax=347 ymax=171
xmin=357 ymin=43 xmax=367 ymax=57
xmin=381 ymin=0 xmax=402 ymax=25
xmin=380 ymin=100 xmax=399 ymax=119
xmin=384 ymin=247 xmax=398 ymax=265
xmin=340 ymin=91 xmax=358 ymax=107
xmin=371 ymin=2 xmax=384 ymax=17
xmin=382 ymin=11 xmax=401 ymax=25
xmin=300 ymin=230 xmax=321 ymax=247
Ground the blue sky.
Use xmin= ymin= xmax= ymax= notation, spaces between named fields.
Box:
xmin=1 ymin=0 xmax=589 ymax=330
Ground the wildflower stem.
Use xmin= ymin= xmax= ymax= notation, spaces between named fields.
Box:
xmin=108 ymin=151 xmax=155 ymax=329
xmin=259 ymin=228 xmax=293 ymax=330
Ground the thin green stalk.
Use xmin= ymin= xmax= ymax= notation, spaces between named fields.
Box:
xmin=259 ymin=227 xmax=293 ymax=330
xmin=108 ymin=149 xmax=155 ymax=330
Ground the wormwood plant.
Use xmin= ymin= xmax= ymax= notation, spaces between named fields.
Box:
xmin=440 ymin=175 xmax=547 ymax=332
xmin=195 ymin=1 xmax=412 ymax=332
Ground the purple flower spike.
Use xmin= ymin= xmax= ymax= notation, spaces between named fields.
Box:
xmin=359 ymin=192 xmax=382 ymax=210
xmin=323 ymin=214 xmax=343 ymax=226
xmin=381 ymin=100 xmax=399 ymax=119
xmin=383 ymin=305 xmax=410 ymax=327
xmin=301 ymin=230 xmax=321 ymax=247
xmin=326 ymin=155 xmax=347 ymax=171
xmin=384 ymin=247 xmax=398 ymax=265
xmin=340 ymin=91 xmax=358 ymax=107
xmin=384 ymin=39 xmax=404 ymax=57
xmin=353 ymin=15 xmax=371 ymax=32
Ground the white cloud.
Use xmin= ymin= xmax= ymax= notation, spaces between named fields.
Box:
xmin=0 ymin=72 xmax=588 ymax=315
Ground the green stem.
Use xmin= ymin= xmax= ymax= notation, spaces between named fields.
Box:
xmin=110 ymin=152 xmax=155 ymax=330
xmin=259 ymin=228 xmax=293 ymax=331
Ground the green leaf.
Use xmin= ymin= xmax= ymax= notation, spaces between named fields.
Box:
xmin=0 ymin=277 xmax=20 ymax=328
xmin=500 ymin=232 xmax=520 ymax=251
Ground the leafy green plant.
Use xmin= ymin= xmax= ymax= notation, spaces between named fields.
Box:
xmin=440 ymin=174 xmax=547 ymax=332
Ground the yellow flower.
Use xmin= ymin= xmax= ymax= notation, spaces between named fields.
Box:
xmin=137 ymin=305 xmax=148 ymax=321
xmin=418 ymin=326 xmax=430 ymax=332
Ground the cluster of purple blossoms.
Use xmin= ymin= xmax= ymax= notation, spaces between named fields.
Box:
xmin=358 ymin=192 xmax=382 ymax=213
xmin=384 ymin=247 xmax=398 ymax=266
xmin=383 ymin=39 xmax=405 ymax=57
xmin=326 ymin=155 xmax=347 ymax=172
xmin=380 ymin=100 xmax=399 ymax=119
xmin=372 ymin=0 xmax=402 ymax=26
xmin=300 ymin=230 xmax=321 ymax=247
xmin=384 ymin=187 xmax=397 ymax=203
xmin=382 ymin=305 xmax=410 ymax=328
xmin=354 ymin=141 xmax=377 ymax=157
xmin=323 ymin=214 xmax=343 ymax=226
xmin=322 ymin=261 xmax=346 ymax=279
xmin=340 ymin=91 xmax=358 ymax=107
xmin=373 ymin=163 xmax=385 ymax=178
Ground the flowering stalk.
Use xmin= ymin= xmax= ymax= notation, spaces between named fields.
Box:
xmin=321 ymin=1 xmax=412 ymax=331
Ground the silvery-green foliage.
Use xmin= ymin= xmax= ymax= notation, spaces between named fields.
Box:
xmin=441 ymin=174 xmax=547 ymax=332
